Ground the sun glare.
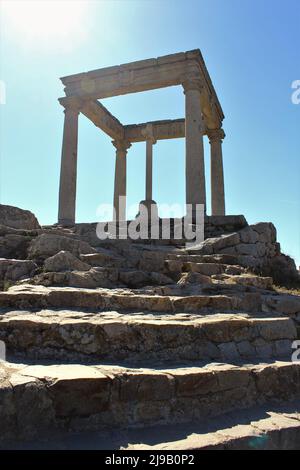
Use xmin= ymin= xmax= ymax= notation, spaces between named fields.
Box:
xmin=1 ymin=0 xmax=88 ymax=45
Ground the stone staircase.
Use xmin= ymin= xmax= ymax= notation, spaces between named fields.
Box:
xmin=0 ymin=216 xmax=300 ymax=448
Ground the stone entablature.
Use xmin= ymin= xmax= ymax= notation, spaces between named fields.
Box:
xmin=57 ymin=50 xmax=226 ymax=226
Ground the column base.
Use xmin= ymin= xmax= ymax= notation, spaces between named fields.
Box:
xmin=137 ymin=200 xmax=159 ymax=221
xmin=58 ymin=218 xmax=75 ymax=227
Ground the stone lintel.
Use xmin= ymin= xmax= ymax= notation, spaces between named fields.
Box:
xmin=124 ymin=119 xmax=185 ymax=142
xmin=60 ymin=49 xmax=224 ymax=128
xmin=80 ymin=100 xmax=124 ymax=140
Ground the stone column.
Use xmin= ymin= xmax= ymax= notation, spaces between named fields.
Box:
xmin=146 ymin=139 xmax=154 ymax=200
xmin=144 ymin=124 xmax=156 ymax=201
xmin=112 ymin=139 xmax=131 ymax=221
xmin=208 ymin=128 xmax=226 ymax=216
xmin=58 ymin=100 xmax=80 ymax=226
xmin=138 ymin=124 xmax=158 ymax=222
xmin=183 ymin=79 xmax=206 ymax=216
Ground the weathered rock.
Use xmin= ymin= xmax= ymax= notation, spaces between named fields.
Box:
xmin=1 ymin=360 xmax=299 ymax=440
xmin=264 ymin=294 xmax=300 ymax=316
xmin=261 ymin=254 xmax=299 ymax=286
xmin=177 ymin=271 xmax=212 ymax=285
xmin=149 ymin=272 xmax=173 ymax=285
xmin=80 ymin=251 xmax=125 ymax=268
xmin=186 ymin=262 xmax=225 ymax=276
xmin=44 ymin=251 xmax=91 ymax=272
xmin=0 ymin=205 xmax=40 ymax=230
xmin=239 ymin=227 xmax=259 ymax=244
xmin=228 ymin=274 xmax=273 ymax=290
xmin=251 ymin=222 xmax=276 ymax=243
xmin=119 ymin=270 xmax=150 ymax=288
xmin=235 ymin=243 xmax=259 ymax=257
xmin=28 ymin=267 xmax=118 ymax=289
xmin=138 ymin=251 xmax=166 ymax=272
xmin=191 ymin=233 xmax=241 ymax=255
xmin=28 ymin=234 xmax=96 ymax=261
xmin=237 ymin=255 xmax=260 ymax=269
xmin=0 ymin=207 xmax=300 ymax=447
xmin=0 ymin=259 xmax=37 ymax=284
xmin=0 ymin=231 xmax=33 ymax=260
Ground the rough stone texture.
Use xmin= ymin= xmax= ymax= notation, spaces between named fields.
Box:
xmin=0 ymin=311 xmax=295 ymax=362
xmin=44 ymin=251 xmax=91 ymax=272
xmin=0 ymin=205 xmax=40 ymax=230
xmin=28 ymin=234 xmax=96 ymax=261
xmin=27 ymin=268 xmax=118 ymax=289
xmin=0 ymin=207 xmax=299 ymax=447
xmin=0 ymin=258 xmax=37 ymax=282
xmin=126 ymin=404 xmax=300 ymax=450
xmin=178 ymin=271 xmax=212 ymax=286
xmin=0 ymin=360 xmax=299 ymax=441
xmin=261 ymin=254 xmax=299 ymax=286
xmin=80 ymin=251 xmax=125 ymax=268
xmin=0 ymin=284 xmax=262 ymax=313
xmin=204 ymin=215 xmax=247 ymax=238
xmin=0 ymin=225 xmax=36 ymax=259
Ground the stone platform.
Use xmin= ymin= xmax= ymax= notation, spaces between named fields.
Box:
xmin=0 ymin=206 xmax=300 ymax=448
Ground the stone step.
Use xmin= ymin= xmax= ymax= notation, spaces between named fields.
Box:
xmin=24 ymin=267 xmax=174 ymax=290
xmin=0 ymin=284 xmax=265 ymax=313
xmin=1 ymin=360 xmax=300 ymax=441
xmin=126 ymin=402 xmax=300 ymax=450
xmin=0 ymin=310 xmax=296 ymax=362
xmin=4 ymin=401 xmax=300 ymax=450
xmin=80 ymin=252 xmax=125 ymax=268
xmin=167 ymin=253 xmax=241 ymax=265
xmin=165 ymin=260 xmax=245 ymax=276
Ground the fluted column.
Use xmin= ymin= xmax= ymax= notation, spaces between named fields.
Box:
xmin=183 ymin=79 xmax=206 ymax=216
xmin=58 ymin=100 xmax=81 ymax=226
xmin=208 ymin=128 xmax=225 ymax=216
xmin=112 ymin=139 xmax=131 ymax=221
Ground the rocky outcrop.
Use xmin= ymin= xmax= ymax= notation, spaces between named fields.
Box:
xmin=0 ymin=205 xmax=40 ymax=230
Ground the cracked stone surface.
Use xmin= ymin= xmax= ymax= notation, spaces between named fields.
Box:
xmin=0 ymin=209 xmax=299 ymax=447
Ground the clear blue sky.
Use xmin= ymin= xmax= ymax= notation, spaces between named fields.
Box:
xmin=0 ymin=0 xmax=299 ymax=265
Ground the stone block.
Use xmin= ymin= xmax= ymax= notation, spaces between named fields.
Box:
xmin=218 ymin=342 xmax=240 ymax=359
xmin=44 ymin=251 xmax=91 ymax=272
xmin=28 ymin=234 xmax=96 ymax=260
xmin=239 ymin=227 xmax=259 ymax=244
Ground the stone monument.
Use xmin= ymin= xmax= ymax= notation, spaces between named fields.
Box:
xmin=57 ymin=50 xmax=225 ymax=225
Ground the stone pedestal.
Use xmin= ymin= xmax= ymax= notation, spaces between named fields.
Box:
xmin=138 ymin=199 xmax=159 ymax=220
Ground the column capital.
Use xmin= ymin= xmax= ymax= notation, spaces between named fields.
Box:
xmin=142 ymin=123 xmax=157 ymax=144
xmin=207 ymin=128 xmax=225 ymax=143
xmin=59 ymin=97 xmax=83 ymax=114
xmin=112 ymin=139 xmax=131 ymax=153
xmin=182 ymin=78 xmax=203 ymax=94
